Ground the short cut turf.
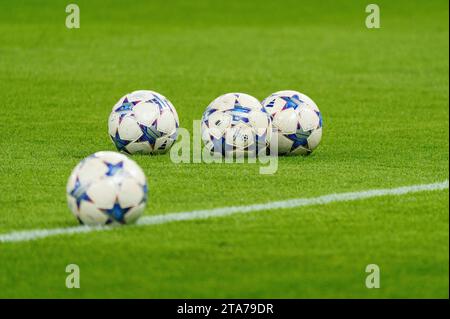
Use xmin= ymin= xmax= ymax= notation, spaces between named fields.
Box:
xmin=0 ymin=0 xmax=448 ymax=298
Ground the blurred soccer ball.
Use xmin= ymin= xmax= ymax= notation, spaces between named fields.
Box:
xmin=201 ymin=93 xmax=272 ymax=157
xmin=108 ymin=90 xmax=179 ymax=155
xmin=66 ymin=151 xmax=147 ymax=225
xmin=262 ymin=90 xmax=323 ymax=155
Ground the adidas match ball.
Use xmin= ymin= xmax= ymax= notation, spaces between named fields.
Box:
xmin=262 ymin=90 xmax=323 ymax=155
xmin=108 ymin=90 xmax=179 ymax=155
xmin=66 ymin=151 xmax=148 ymax=225
xmin=201 ymin=93 xmax=272 ymax=157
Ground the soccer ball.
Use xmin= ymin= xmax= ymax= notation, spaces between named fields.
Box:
xmin=201 ymin=93 xmax=272 ymax=157
xmin=66 ymin=151 xmax=148 ymax=225
xmin=108 ymin=90 xmax=179 ymax=155
xmin=262 ymin=90 xmax=323 ymax=155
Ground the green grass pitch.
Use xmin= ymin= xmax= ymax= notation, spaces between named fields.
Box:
xmin=0 ymin=0 xmax=448 ymax=298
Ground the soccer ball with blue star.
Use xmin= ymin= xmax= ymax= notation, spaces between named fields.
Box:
xmin=201 ymin=93 xmax=272 ymax=157
xmin=66 ymin=151 xmax=148 ymax=225
xmin=108 ymin=90 xmax=179 ymax=155
xmin=262 ymin=90 xmax=323 ymax=155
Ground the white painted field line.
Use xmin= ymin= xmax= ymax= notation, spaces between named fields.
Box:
xmin=0 ymin=180 xmax=448 ymax=244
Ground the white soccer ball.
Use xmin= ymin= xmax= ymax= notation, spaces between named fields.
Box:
xmin=262 ymin=90 xmax=323 ymax=155
xmin=108 ymin=90 xmax=179 ymax=155
xmin=66 ymin=151 xmax=148 ymax=226
xmin=201 ymin=93 xmax=272 ymax=157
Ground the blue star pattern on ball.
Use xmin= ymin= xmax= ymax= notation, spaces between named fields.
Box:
xmin=100 ymin=198 xmax=132 ymax=224
xmin=233 ymin=96 xmax=253 ymax=110
xmin=147 ymin=95 xmax=169 ymax=113
xmin=138 ymin=122 xmax=162 ymax=145
xmin=209 ymin=135 xmax=226 ymax=155
xmin=264 ymin=100 xmax=275 ymax=109
xmin=104 ymin=161 xmax=124 ymax=177
xmin=111 ymin=131 xmax=131 ymax=154
xmin=118 ymin=113 xmax=128 ymax=124
xmin=281 ymin=96 xmax=303 ymax=110
xmin=286 ymin=129 xmax=311 ymax=151
xmin=316 ymin=111 xmax=323 ymax=128
xmin=202 ymin=108 xmax=218 ymax=126
xmin=114 ymin=97 xmax=140 ymax=113
xmin=230 ymin=105 xmax=252 ymax=123
xmin=70 ymin=178 xmax=93 ymax=210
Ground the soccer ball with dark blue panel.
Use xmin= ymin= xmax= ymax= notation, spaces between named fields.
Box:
xmin=201 ymin=93 xmax=272 ymax=157
xmin=66 ymin=151 xmax=148 ymax=225
xmin=262 ymin=90 xmax=323 ymax=155
xmin=108 ymin=90 xmax=179 ymax=155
